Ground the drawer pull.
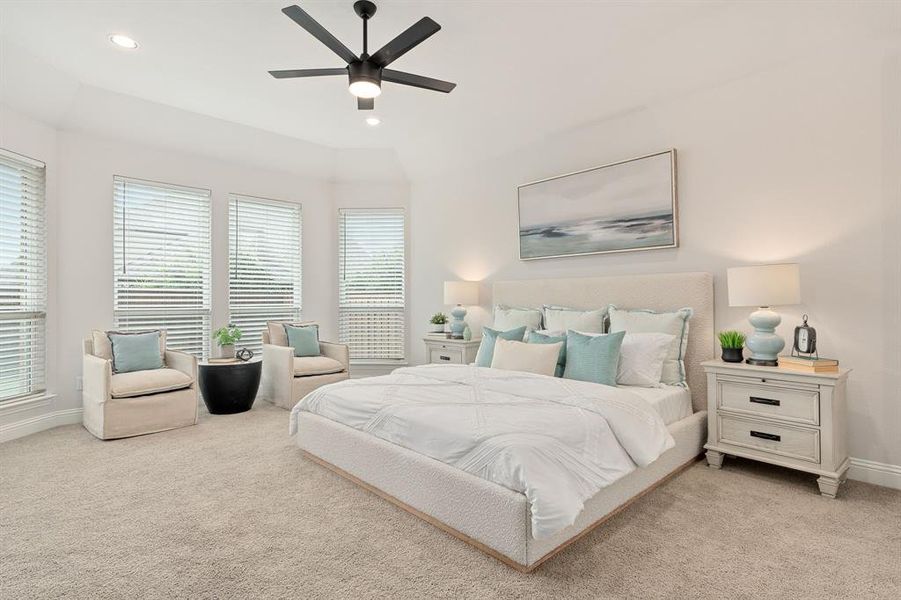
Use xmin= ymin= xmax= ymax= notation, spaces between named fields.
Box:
xmin=439 ymin=355 xmax=451 ymax=361
xmin=749 ymin=396 xmax=781 ymax=407
xmin=750 ymin=430 xmax=781 ymax=442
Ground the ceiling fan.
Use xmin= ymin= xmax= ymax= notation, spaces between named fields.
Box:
xmin=269 ymin=1 xmax=456 ymax=111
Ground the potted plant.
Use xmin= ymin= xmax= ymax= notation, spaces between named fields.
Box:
xmin=213 ymin=325 xmax=242 ymax=359
xmin=429 ymin=312 xmax=448 ymax=333
xmin=718 ymin=330 xmax=746 ymax=363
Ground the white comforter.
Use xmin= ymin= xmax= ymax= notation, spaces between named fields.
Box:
xmin=289 ymin=364 xmax=675 ymax=538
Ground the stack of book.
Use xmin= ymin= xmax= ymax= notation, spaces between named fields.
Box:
xmin=778 ymin=355 xmax=839 ymax=373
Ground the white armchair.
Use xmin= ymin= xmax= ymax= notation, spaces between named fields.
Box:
xmin=82 ymin=333 xmax=198 ymax=440
xmin=258 ymin=322 xmax=349 ymax=410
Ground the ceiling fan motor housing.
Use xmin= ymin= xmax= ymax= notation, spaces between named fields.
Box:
xmin=348 ymin=59 xmax=381 ymax=88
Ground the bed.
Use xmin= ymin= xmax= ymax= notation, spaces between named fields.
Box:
xmin=291 ymin=272 xmax=714 ymax=572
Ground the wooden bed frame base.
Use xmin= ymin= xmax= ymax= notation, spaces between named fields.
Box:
xmin=301 ymin=449 xmax=702 ymax=573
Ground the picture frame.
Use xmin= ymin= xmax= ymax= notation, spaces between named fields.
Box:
xmin=517 ymin=149 xmax=678 ymax=260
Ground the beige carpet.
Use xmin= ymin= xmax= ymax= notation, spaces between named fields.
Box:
xmin=1 ymin=403 xmax=899 ymax=600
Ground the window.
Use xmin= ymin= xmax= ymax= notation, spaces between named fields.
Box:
xmin=338 ymin=208 xmax=405 ymax=363
xmin=228 ymin=195 xmax=302 ymax=353
xmin=113 ymin=176 xmax=211 ymax=357
xmin=0 ymin=149 xmax=46 ymax=402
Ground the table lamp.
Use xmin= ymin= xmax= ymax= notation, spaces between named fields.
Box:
xmin=444 ymin=281 xmax=479 ymax=339
xmin=727 ymin=264 xmax=801 ymax=366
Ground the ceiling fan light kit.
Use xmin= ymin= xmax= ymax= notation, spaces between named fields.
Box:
xmin=269 ymin=1 xmax=456 ymax=111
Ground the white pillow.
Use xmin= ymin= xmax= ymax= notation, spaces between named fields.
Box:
xmin=534 ymin=329 xmax=565 ymax=337
xmin=617 ymin=333 xmax=675 ymax=387
xmin=490 ymin=338 xmax=561 ymax=377
xmin=493 ymin=305 xmax=542 ymax=339
xmin=543 ymin=305 xmax=606 ymax=333
xmin=607 ymin=306 xmax=693 ymax=386
xmin=572 ymin=330 xmax=675 ymax=387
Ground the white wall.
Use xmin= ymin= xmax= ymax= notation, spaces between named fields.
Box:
xmin=331 ymin=180 xmax=412 ymax=376
xmin=0 ymin=106 xmax=412 ymax=425
xmin=52 ymin=131 xmax=335 ymax=414
xmin=0 ymin=107 xmax=62 ymax=434
xmin=409 ymin=46 xmax=901 ymax=474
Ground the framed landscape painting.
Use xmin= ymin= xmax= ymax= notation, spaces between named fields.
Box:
xmin=517 ymin=149 xmax=678 ymax=260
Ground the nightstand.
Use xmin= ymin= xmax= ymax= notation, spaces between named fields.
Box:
xmin=423 ymin=336 xmax=481 ymax=365
xmin=702 ymin=360 xmax=850 ymax=498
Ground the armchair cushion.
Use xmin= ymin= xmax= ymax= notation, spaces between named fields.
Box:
xmin=110 ymin=368 xmax=194 ymax=399
xmin=293 ymin=356 xmax=345 ymax=377
xmin=91 ymin=329 xmax=167 ymax=362
xmin=109 ymin=331 xmax=164 ymax=373
xmin=267 ymin=321 xmax=317 ymax=347
xmin=285 ymin=324 xmax=320 ymax=357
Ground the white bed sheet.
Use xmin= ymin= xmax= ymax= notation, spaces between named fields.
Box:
xmin=291 ymin=365 xmax=675 ymax=538
xmin=617 ymin=384 xmax=693 ymax=426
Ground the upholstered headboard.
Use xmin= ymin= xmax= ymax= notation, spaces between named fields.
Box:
xmin=492 ymin=272 xmax=714 ymax=412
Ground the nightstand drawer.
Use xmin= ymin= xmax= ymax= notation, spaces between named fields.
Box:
xmin=718 ymin=414 xmax=820 ymax=463
xmin=430 ymin=348 xmax=463 ymax=364
xmin=719 ymin=380 xmax=819 ymax=425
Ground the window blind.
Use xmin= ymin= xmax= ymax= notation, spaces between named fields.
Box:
xmin=228 ymin=195 xmax=302 ymax=353
xmin=113 ymin=176 xmax=211 ymax=357
xmin=338 ymin=208 xmax=405 ymax=363
xmin=0 ymin=149 xmax=46 ymax=402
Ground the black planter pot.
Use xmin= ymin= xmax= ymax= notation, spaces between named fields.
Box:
xmin=721 ymin=347 xmax=744 ymax=363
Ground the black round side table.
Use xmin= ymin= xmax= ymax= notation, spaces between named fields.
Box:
xmin=198 ymin=359 xmax=262 ymax=415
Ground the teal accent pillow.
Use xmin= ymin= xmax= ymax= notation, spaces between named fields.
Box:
xmin=475 ymin=326 xmax=527 ymax=367
xmin=285 ymin=324 xmax=320 ymax=357
xmin=108 ymin=331 xmax=163 ymax=374
xmin=563 ymin=330 xmax=625 ymax=386
xmin=528 ymin=331 xmax=567 ymax=377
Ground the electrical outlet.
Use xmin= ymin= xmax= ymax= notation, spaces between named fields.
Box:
xmin=75 ymin=376 xmax=83 ymax=391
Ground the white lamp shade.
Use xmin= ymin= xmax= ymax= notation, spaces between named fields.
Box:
xmin=727 ymin=264 xmax=801 ymax=308
xmin=444 ymin=281 xmax=479 ymax=306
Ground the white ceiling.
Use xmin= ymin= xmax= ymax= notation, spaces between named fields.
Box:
xmin=1 ymin=1 xmax=899 ymax=180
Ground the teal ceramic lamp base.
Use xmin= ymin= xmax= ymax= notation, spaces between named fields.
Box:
xmin=745 ymin=307 xmax=784 ymax=366
xmin=450 ymin=305 xmax=467 ymax=339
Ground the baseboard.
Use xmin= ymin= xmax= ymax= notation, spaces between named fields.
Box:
xmin=0 ymin=408 xmax=83 ymax=443
xmin=847 ymin=457 xmax=901 ymax=490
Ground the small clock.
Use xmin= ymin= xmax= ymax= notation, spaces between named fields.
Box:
xmin=792 ymin=314 xmax=818 ymax=358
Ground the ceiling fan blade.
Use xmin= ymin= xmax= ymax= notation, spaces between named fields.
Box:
xmin=358 ymin=97 xmax=374 ymax=110
xmin=281 ymin=5 xmax=358 ymax=64
xmin=370 ymin=17 xmax=441 ymax=67
xmin=382 ymin=69 xmax=456 ymax=93
xmin=269 ymin=68 xmax=347 ymax=79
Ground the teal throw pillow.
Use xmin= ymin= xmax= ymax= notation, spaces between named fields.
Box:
xmin=108 ymin=331 xmax=163 ymax=374
xmin=563 ymin=330 xmax=625 ymax=386
xmin=285 ymin=324 xmax=320 ymax=357
xmin=528 ymin=331 xmax=567 ymax=377
xmin=475 ymin=326 xmax=527 ymax=367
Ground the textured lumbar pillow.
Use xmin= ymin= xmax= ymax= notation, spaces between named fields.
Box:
xmin=563 ymin=330 xmax=625 ymax=386
xmin=543 ymin=305 xmax=607 ymax=334
xmin=528 ymin=330 xmax=567 ymax=377
xmin=475 ymin=326 xmax=527 ymax=367
xmin=107 ymin=331 xmax=164 ymax=374
xmin=284 ymin=324 xmax=320 ymax=357
xmin=607 ymin=306 xmax=693 ymax=386
xmin=490 ymin=338 xmax=562 ymax=377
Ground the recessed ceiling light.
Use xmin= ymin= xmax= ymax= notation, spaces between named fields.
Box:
xmin=365 ymin=117 xmax=381 ymax=126
xmin=109 ymin=34 xmax=138 ymax=49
